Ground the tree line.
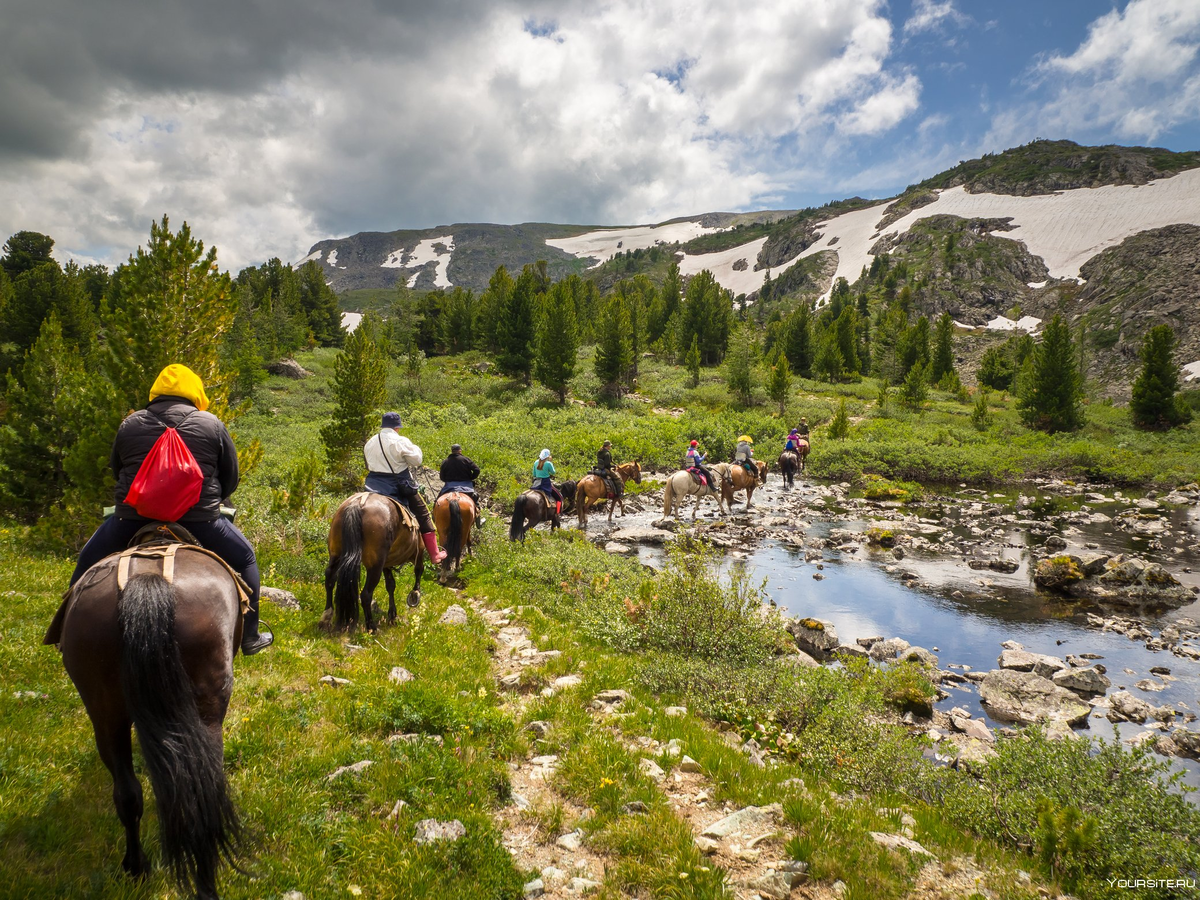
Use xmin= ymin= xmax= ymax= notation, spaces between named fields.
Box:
xmin=0 ymin=220 xmax=345 ymax=548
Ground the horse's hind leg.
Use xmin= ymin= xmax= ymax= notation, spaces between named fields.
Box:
xmin=407 ymin=557 xmax=423 ymax=608
xmin=360 ymin=565 xmax=383 ymax=632
xmin=94 ymin=715 xmax=148 ymax=878
xmin=321 ymin=557 xmax=337 ymax=629
xmin=384 ymin=568 xmax=398 ymax=624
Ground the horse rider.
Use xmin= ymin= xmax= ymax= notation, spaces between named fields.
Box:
xmin=69 ymin=364 xmax=273 ymax=655
xmin=438 ymin=443 xmax=485 ymax=527
xmin=595 ymin=439 xmax=624 ymax=501
xmin=531 ymin=449 xmax=563 ymax=508
xmin=796 ymin=417 xmax=810 ymax=439
xmin=684 ymin=439 xmax=717 ymax=489
xmin=363 ymin=412 xmax=446 ymax=563
xmin=785 ymin=428 xmax=804 ymax=452
xmin=735 ymin=434 xmax=759 ymax=481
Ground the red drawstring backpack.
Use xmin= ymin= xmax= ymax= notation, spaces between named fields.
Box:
xmin=124 ymin=412 xmax=204 ymax=521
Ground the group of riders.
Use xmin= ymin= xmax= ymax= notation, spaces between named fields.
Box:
xmin=67 ymin=363 xmax=814 ymax=658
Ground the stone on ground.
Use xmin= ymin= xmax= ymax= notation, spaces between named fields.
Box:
xmin=700 ymin=803 xmax=784 ymax=839
xmin=388 ymin=666 xmax=415 ymax=684
xmin=439 ymin=604 xmax=469 ymax=625
xmin=979 ymin=670 xmax=1090 ymax=725
xmin=413 ymin=818 xmax=466 ymax=844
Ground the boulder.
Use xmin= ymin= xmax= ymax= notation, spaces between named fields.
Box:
xmin=869 ymin=637 xmax=911 ymax=661
xmin=951 ymin=715 xmax=995 ymax=744
xmin=869 ymin=832 xmax=935 ymax=858
xmin=900 ymin=646 xmax=939 ymax=668
xmin=266 ymin=357 xmax=312 ymax=378
xmin=998 ymin=649 xmax=1067 ymax=678
xmin=439 ymin=605 xmax=469 ymax=625
xmin=700 ymin=803 xmax=784 ymax=839
xmin=414 ymin=818 xmax=465 ymax=845
xmin=777 ymin=650 xmax=820 ymax=669
xmin=609 ymin=526 xmax=669 ymax=545
xmin=1051 ymin=666 xmax=1111 ymax=695
xmin=260 ymin=586 xmax=300 ymax=609
xmin=388 ymin=666 xmax=416 ymax=685
xmin=1033 ymin=556 xmax=1084 ymax=591
xmin=326 ymin=760 xmax=372 ymax=781
xmin=979 ymin=670 xmax=1090 ymax=726
xmin=787 ymin=618 xmax=839 ymax=658
xmin=1079 ymin=553 xmax=1111 ymax=576
xmin=1107 ymin=690 xmax=1152 ymax=723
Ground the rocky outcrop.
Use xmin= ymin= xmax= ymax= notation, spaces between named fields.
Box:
xmin=1035 ymin=554 xmax=1193 ymax=608
xmin=1051 ymin=666 xmax=1111 ymax=696
xmin=787 ymin=617 xmax=839 ymax=659
xmin=979 ymin=670 xmax=1090 ymax=726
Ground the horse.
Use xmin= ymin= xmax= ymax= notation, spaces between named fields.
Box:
xmin=716 ymin=459 xmax=769 ymax=508
xmin=47 ymin=541 xmax=245 ymax=900
xmin=575 ymin=462 xmax=643 ymax=528
xmin=509 ymin=480 xmax=577 ymax=541
xmin=662 ymin=467 xmax=730 ymax=520
xmin=779 ymin=440 xmax=810 ymax=488
xmin=433 ymin=491 xmax=476 ymax=582
xmin=323 ymin=492 xmax=424 ymax=631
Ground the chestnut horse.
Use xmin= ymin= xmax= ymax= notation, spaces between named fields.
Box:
xmin=433 ymin=491 xmax=476 ymax=582
xmin=715 ymin=459 xmax=769 ymax=508
xmin=47 ymin=543 xmax=245 ymax=899
xmin=323 ymin=492 xmax=424 ymax=631
xmin=575 ymin=462 xmax=642 ymax=528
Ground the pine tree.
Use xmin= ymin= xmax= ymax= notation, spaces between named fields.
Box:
xmin=1018 ymin=314 xmax=1084 ymax=433
xmin=977 ymin=346 xmax=1015 ymax=391
xmin=1 ymin=231 xmax=55 ymax=279
xmin=784 ymin=304 xmax=813 ymax=377
xmin=900 ymin=315 xmax=930 ymax=376
xmin=496 ymin=265 xmax=539 ymax=385
xmin=724 ymin=325 xmax=757 ymax=406
xmin=971 ymin=388 xmax=993 ymax=431
xmin=678 ymin=270 xmax=731 ymax=364
xmin=534 ymin=281 xmax=580 ymax=403
xmin=226 ymin=287 xmax=265 ymax=404
xmin=814 ymin=331 xmax=845 ymax=382
xmin=477 ymin=265 xmax=514 ymax=352
xmin=900 ymin=360 xmax=929 ymax=409
xmin=834 ymin=306 xmax=859 ymax=375
xmin=685 ymin=336 xmax=701 ymax=388
xmin=297 ymin=260 xmax=345 ymax=346
xmin=828 ymin=398 xmax=850 ymax=439
xmin=440 ymin=287 xmax=477 ymax=354
xmin=594 ymin=296 xmax=633 ymax=397
xmin=321 ymin=313 xmax=389 ymax=479
xmin=1130 ymin=324 xmax=1192 ymax=430
xmin=931 ymin=312 xmax=956 ymax=383
xmin=103 ymin=216 xmax=238 ymax=415
xmin=766 ymin=346 xmax=792 ymax=414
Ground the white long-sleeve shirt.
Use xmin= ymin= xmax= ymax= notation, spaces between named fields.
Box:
xmin=363 ymin=428 xmax=423 ymax=474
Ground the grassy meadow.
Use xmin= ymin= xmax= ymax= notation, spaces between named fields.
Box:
xmin=3 ymin=348 xmax=1200 ymax=898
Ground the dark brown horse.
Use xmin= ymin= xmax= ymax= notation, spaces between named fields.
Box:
xmin=509 ymin=480 xmax=577 ymax=541
xmin=779 ymin=440 xmax=810 ymax=488
xmin=323 ymin=492 xmax=424 ymax=631
xmin=433 ymin=491 xmax=476 ymax=582
xmin=575 ymin=462 xmax=642 ymax=528
xmin=47 ymin=544 xmax=245 ymax=899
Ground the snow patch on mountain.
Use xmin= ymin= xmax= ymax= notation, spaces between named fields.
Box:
xmin=326 ymin=249 xmax=338 ymax=267
xmin=676 ymin=237 xmax=807 ymax=297
xmin=546 ymin=221 xmax=722 ymax=267
xmin=379 ymin=235 xmax=455 ymax=288
xmin=342 ymin=311 xmax=363 ymax=333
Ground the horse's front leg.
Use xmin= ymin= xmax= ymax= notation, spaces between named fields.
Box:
xmin=384 ymin=568 xmax=398 ymax=624
xmin=320 ymin=557 xmax=337 ymax=630
xmin=407 ymin=555 xmax=423 ymax=608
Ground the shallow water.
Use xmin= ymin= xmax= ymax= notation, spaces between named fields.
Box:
xmin=595 ymin=475 xmax=1200 ymax=789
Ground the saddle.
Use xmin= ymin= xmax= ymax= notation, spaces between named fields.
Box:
xmin=44 ymin=532 xmax=253 ymax=647
xmin=358 ymin=490 xmax=419 ymax=529
xmin=687 ymin=467 xmax=707 ymax=487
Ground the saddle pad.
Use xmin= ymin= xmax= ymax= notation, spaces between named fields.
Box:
xmin=44 ymin=543 xmax=252 ymax=647
xmin=354 ymin=491 xmax=420 ymax=530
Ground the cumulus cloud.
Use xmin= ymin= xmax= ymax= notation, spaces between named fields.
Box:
xmin=0 ymin=0 xmax=923 ymax=268
xmin=1031 ymin=0 xmax=1200 ymax=140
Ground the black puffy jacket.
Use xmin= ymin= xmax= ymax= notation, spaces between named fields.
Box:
xmin=439 ymin=453 xmax=480 ymax=484
xmin=111 ymin=396 xmax=238 ymax=522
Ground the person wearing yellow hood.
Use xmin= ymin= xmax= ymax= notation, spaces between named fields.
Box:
xmin=70 ymin=364 xmax=273 ymax=655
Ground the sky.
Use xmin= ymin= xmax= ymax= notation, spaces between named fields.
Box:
xmin=1 ymin=0 xmax=1198 ymax=271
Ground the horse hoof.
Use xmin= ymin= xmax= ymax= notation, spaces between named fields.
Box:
xmin=407 ymin=590 xmax=421 ymax=608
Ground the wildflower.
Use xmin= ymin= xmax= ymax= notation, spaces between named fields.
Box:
xmin=477 ymin=686 xmax=487 ymax=698
xmin=679 ymin=872 xmax=689 ymax=879
xmin=348 ymin=886 xmax=363 ymax=896
xmin=599 ymin=777 xmax=614 ymax=787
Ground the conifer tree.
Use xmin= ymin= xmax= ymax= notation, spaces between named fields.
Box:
xmin=297 ymin=260 xmax=345 ymax=345
xmin=678 ymin=270 xmax=731 ymax=364
xmin=496 ymin=265 xmax=539 ymax=385
xmin=477 ymin=265 xmax=514 ymax=352
xmin=1018 ymin=314 xmax=1084 ymax=433
xmin=594 ymin=296 xmax=633 ymax=397
xmin=835 ymin=306 xmax=859 ymax=375
xmin=1130 ymin=325 xmax=1191 ymax=430
xmin=900 ymin=315 xmax=930 ymax=376
xmin=814 ymin=331 xmax=845 ymax=382
xmin=724 ymin=324 xmax=757 ymax=406
xmin=534 ymin=281 xmax=580 ymax=403
xmin=784 ymin=304 xmax=813 ymax=377
xmin=440 ymin=287 xmax=477 ymax=354
xmin=103 ymin=216 xmax=237 ymax=415
xmin=900 ymin=360 xmax=929 ymax=409
xmin=766 ymin=346 xmax=792 ymax=414
xmin=931 ymin=312 xmax=956 ymax=383
xmin=685 ymin=336 xmax=701 ymax=388
xmin=1 ymin=231 xmax=54 ymax=279
xmin=977 ymin=346 xmax=1015 ymax=391
xmin=320 ymin=312 xmax=389 ymax=479
xmin=971 ymin=388 xmax=993 ymax=431
xmin=828 ymin=398 xmax=850 ymax=439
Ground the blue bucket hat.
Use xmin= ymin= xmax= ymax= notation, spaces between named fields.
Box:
xmin=382 ymin=411 xmax=402 ymax=428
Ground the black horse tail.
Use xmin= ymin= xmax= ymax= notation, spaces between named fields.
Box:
xmin=334 ymin=502 xmax=364 ymax=626
xmin=509 ymin=495 xmax=528 ymax=541
xmin=117 ymin=574 xmax=240 ymax=897
xmin=445 ymin=497 xmax=463 ymax=561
